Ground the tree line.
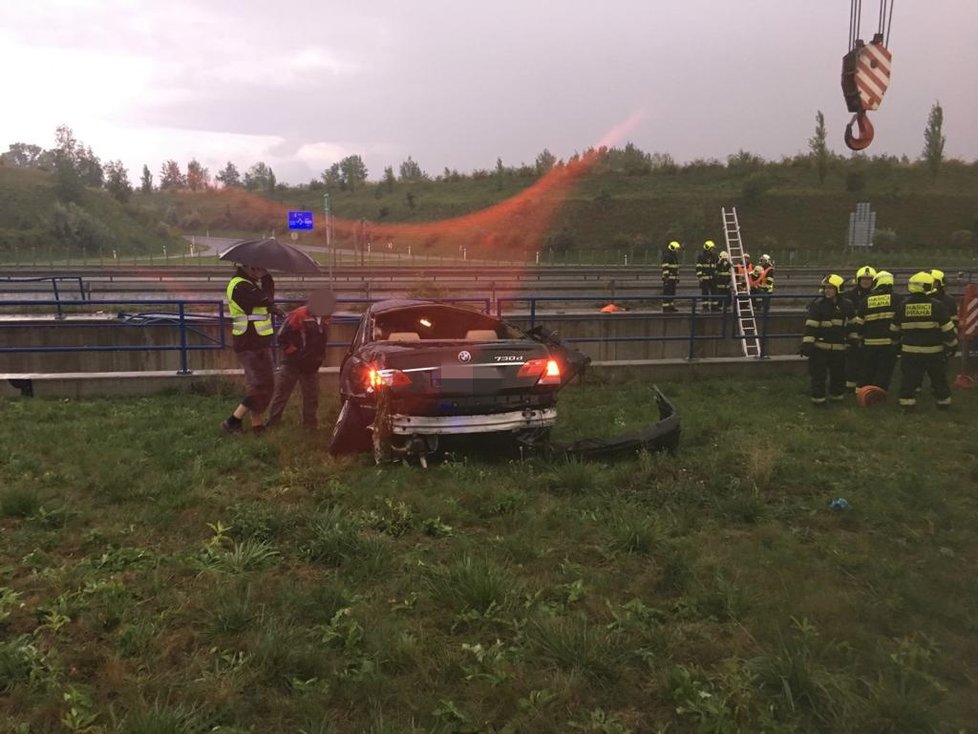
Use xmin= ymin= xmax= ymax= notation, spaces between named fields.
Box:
xmin=0 ymin=103 xmax=955 ymax=205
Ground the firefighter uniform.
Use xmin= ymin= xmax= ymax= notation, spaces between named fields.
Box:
xmin=801 ymin=274 xmax=856 ymax=405
xmin=851 ymin=271 xmax=899 ymax=390
xmin=714 ymin=251 xmax=732 ymax=310
xmin=695 ymin=241 xmax=719 ymax=310
xmin=842 ymin=266 xmax=877 ymax=390
xmin=931 ymin=270 xmax=959 ymax=333
xmin=890 ymin=272 xmax=958 ymax=410
xmin=661 ymin=241 xmax=680 ymax=312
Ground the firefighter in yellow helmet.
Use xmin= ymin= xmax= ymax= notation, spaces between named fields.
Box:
xmin=661 ymin=241 xmax=681 ymax=312
xmin=713 ymin=250 xmax=732 ymax=311
xmin=844 ymin=265 xmax=878 ymax=308
xmin=800 ymin=274 xmax=856 ymax=405
xmin=842 ymin=265 xmax=878 ymax=391
xmin=695 ymin=240 xmax=719 ymax=311
xmin=930 ymin=269 xmax=959 ymax=331
xmin=851 ymin=270 xmax=900 ymax=391
xmin=890 ymin=271 xmax=958 ymax=411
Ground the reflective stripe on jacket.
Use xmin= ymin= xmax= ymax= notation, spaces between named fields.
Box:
xmin=801 ymin=296 xmax=855 ymax=350
xmin=227 ymin=276 xmax=273 ymax=337
xmin=890 ymin=293 xmax=957 ymax=355
xmin=852 ymin=288 xmax=899 ymax=347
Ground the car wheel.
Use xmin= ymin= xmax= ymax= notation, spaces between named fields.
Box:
xmin=327 ymin=400 xmax=372 ymax=455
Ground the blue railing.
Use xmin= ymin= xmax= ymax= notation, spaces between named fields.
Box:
xmin=0 ymin=276 xmax=87 ymax=318
xmin=496 ymin=293 xmax=799 ymax=360
xmin=1 ymin=293 xmax=853 ymax=374
xmin=0 ymin=296 xmax=493 ymax=375
xmin=0 ymin=299 xmax=227 ymax=375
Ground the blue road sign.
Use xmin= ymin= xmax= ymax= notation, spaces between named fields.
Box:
xmin=288 ymin=211 xmax=315 ymax=230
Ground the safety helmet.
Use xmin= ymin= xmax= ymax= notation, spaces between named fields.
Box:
xmin=930 ymin=269 xmax=945 ymax=287
xmin=907 ymin=271 xmax=935 ymax=294
xmin=743 ymin=252 xmax=751 ymax=260
xmin=759 ymin=254 xmax=772 ymax=265
xmin=719 ymin=251 xmax=729 ymax=260
xmin=873 ymin=270 xmax=894 ymax=288
xmin=752 ymin=265 xmax=763 ymax=275
xmin=856 ymin=265 xmax=877 ymax=280
xmin=821 ymin=274 xmax=845 ymax=293
xmin=704 ymin=240 xmax=715 ymax=250
xmin=668 ymin=241 xmax=681 ymax=252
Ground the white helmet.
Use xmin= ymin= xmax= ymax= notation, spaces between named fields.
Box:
xmin=719 ymin=251 xmax=729 ymax=260
xmin=760 ymin=254 xmax=772 ymax=265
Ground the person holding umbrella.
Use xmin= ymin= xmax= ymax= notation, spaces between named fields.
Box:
xmin=221 ymin=262 xmax=282 ymax=434
xmin=218 ymin=238 xmax=321 ymax=434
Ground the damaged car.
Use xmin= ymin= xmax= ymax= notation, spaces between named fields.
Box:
xmin=327 ymin=299 xmax=588 ymax=464
xmin=327 ymin=298 xmax=679 ymax=465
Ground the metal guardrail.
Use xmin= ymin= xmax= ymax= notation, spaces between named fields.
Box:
xmin=0 ymin=297 xmax=493 ymax=375
xmin=0 ymin=276 xmax=87 ymax=318
xmin=1 ymin=294 xmax=799 ymax=375
xmin=0 ymin=299 xmax=227 ymax=375
xmin=497 ymin=293 xmax=797 ymax=360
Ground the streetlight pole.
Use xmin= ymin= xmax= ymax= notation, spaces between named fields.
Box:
xmin=323 ymin=193 xmax=333 ymax=280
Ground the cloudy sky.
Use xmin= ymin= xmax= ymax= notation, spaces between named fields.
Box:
xmin=2 ymin=0 xmax=976 ymax=184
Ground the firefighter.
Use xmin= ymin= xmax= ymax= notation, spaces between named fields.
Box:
xmin=714 ymin=250 xmax=732 ymax=310
xmin=931 ymin=269 xmax=959 ymax=332
xmin=851 ymin=270 xmax=899 ymax=390
xmin=890 ymin=271 xmax=958 ymax=411
xmin=800 ymin=274 xmax=855 ymax=405
xmin=661 ymin=240 xmax=680 ymax=312
xmin=843 ymin=265 xmax=877 ymax=390
xmin=735 ymin=252 xmax=754 ymax=292
xmin=843 ymin=265 xmax=877 ymax=307
xmin=755 ymin=254 xmax=775 ymax=295
xmin=695 ymin=240 xmax=719 ymax=311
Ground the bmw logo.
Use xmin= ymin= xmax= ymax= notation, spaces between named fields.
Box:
xmin=457 ymin=350 xmax=472 ymax=363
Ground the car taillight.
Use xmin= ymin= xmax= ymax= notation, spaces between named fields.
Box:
xmin=517 ymin=358 xmax=561 ymax=386
xmin=365 ymin=366 xmax=412 ymax=391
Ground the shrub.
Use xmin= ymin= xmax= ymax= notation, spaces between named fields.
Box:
xmin=949 ymin=229 xmax=973 ymax=247
xmin=873 ymin=228 xmax=898 ymax=248
xmin=846 ymin=171 xmax=866 ymax=193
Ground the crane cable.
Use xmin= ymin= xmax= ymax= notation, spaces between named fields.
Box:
xmin=849 ymin=0 xmax=862 ymax=51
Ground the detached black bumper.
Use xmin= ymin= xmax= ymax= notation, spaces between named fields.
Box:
xmin=545 ymin=385 xmax=680 ymax=460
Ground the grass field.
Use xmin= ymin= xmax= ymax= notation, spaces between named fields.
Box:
xmin=1 ymin=375 xmax=977 ymax=733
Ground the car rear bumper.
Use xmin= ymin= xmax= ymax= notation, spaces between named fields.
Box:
xmin=390 ymin=408 xmax=557 ymax=435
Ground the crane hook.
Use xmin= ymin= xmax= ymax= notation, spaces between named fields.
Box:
xmin=844 ymin=112 xmax=875 ymax=151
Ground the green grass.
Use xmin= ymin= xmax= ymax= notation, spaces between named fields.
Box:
xmin=0 ymin=375 xmax=977 ymax=732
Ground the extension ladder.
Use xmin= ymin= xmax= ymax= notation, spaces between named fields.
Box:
xmin=721 ymin=207 xmax=762 ymax=358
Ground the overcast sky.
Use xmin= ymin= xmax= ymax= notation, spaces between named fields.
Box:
xmin=2 ymin=0 xmax=976 ymax=185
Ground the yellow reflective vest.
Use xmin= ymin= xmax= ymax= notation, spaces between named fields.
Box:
xmin=226 ymin=276 xmax=273 ymax=337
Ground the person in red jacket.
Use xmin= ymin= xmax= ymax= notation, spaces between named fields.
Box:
xmin=266 ymin=291 xmax=334 ymax=429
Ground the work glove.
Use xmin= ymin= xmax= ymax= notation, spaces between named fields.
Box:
xmin=799 ymin=344 xmax=814 ymax=358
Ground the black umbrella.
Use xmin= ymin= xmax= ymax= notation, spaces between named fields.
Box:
xmin=219 ymin=238 xmax=320 ymax=274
